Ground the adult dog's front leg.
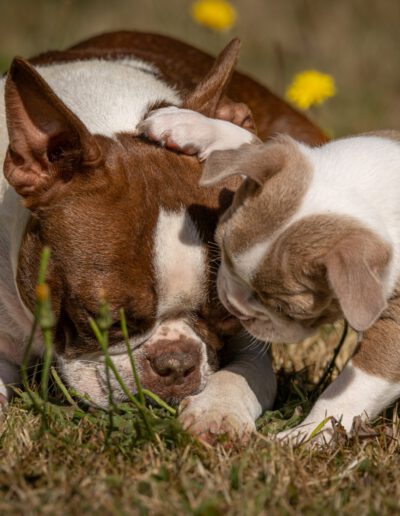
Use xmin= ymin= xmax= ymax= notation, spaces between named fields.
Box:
xmin=179 ymin=333 xmax=276 ymax=444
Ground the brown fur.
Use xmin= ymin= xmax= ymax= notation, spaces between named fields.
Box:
xmin=30 ymin=31 xmax=328 ymax=145
xmin=253 ymin=215 xmax=391 ymax=332
xmin=5 ymin=32 xmax=327 ymax=401
xmin=214 ymin=135 xmax=312 ymax=256
xmin=353 ymin=283 xmax=400 ymax=381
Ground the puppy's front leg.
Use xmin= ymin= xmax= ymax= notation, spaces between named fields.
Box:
xmin=179 ymin=333 xmax=276 ymax=444
xmin=138 ymin=106 xmax=259 ymax=161
xmin=279 ymin=302 xmax=400 ymax=445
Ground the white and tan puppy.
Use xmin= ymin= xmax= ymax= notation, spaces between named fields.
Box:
xmin=141 ymin=107 xmax=400 ymax=444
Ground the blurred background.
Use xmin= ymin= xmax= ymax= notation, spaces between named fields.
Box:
xmin=0 ymin=0 xmax=399 ymax=137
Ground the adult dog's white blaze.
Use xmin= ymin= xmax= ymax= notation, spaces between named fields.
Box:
xmin=154 ymin=208 xmax=207 ymax=316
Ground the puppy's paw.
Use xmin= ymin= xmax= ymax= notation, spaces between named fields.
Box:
xmin=138 ymin=106 xmax=216 ymax=158
xmin=277 ymin=417 xmax=346 ymax=448
xmin=179 ymin=393 xmax=256 ymax=446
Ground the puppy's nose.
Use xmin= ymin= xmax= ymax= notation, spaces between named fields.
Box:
xmin=150 ymin=350 xmax=197 ymax=384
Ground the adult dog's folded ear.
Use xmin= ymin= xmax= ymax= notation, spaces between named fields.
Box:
xmin=4 ymin=57 xmax=102 ymax=208
xmin=184 ymin=38 xmax=255 ymax=130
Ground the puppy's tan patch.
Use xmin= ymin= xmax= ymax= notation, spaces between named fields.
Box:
xmin=254 ymin=214 xmax=391 ymax=332
xmin=352 ymin=282 xmax=400 ymax=382
xmin=215 ymin=135 xmax=313 ymax=257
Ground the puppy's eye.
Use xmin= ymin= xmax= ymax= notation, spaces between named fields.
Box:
xmin=248 ymin=291 xmax=263 ymax=305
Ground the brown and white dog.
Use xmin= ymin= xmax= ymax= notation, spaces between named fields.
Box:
xmin=141 ymin=105 xmax=400 ymax=443
xmin=0 ymin=31 xmax=326 ymax=441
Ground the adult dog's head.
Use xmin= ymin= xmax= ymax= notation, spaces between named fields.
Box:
xmin=3 ymin=33 xmax=326 ymax=406
xmin=4 ymin=41 xmax=246 ymax=406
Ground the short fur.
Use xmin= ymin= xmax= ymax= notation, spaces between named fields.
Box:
xmin=0 ymin=32 xmax=327 ymax=441
xmin=140 ymin=107 xmax=400 ymax=443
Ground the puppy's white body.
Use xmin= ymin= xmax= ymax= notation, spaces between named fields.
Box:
xmin=275 ymin=136 xmax=400 ymax=295
xmin=280 ymin=361 xmax=400 ymax=444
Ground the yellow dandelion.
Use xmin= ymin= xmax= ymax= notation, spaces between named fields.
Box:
xmin=191 ymin=0 xmax=237 ymax=32
xmin=286 ymin=70 xmax=336 ymax=110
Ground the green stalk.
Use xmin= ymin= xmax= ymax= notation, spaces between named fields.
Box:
xmin=142 ymin=389 xmax=176 ymax=416
xmin=51 ymin=366 xmax=84 ymax=413
xmin=20 ymin=317 xmax=43 ymax=412
xmin=89 ymin=316 xmax=154 ymax=438
xmin=119 ymin=309 xmax=175 ymax=415
xmin=21 ymin=247 xmax=53 ymax=414
xmin=89 ymin=315 xmax=115 ymax=438
xmin=119 ymin=308 xmax=145 ymax=406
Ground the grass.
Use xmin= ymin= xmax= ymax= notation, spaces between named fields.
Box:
xmin=0 ymin=251 xmax=399 ymax=514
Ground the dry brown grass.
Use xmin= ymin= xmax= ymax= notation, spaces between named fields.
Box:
xmin=1 ymin=1 xmax=400 ymax=514
xmin=0 ymin=325 xmax=399 ymax=515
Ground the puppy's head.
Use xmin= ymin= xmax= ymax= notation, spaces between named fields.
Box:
xmin=203 ymin=139 xmax=392 ymax=342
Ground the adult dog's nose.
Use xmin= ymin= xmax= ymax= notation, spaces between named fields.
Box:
xmin=150 ymin=350 xmax=198 ymax=384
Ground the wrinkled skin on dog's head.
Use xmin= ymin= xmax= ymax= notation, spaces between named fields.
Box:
xmin=201 ymin=139 xmax=391 ymax=343
xmin=3 ymin=42 xmax=246 ymax=406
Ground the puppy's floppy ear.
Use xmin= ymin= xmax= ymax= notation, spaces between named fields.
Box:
xmin=323 ymin=230 xmax=391 ymax=331
xmin=200 ymin=141 xmax=286 ymax=186
xmin=4 ymin=57 xmax=101 ymax=206
xmin=184 ymin=38 xmax=240 ymax=117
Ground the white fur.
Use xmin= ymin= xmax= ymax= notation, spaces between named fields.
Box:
xmin=0 ymin=57 xmax=181 ymax=395
xmin=239 ymin=136 xmax=400 ymax=296
xmin=0 ymin=58 xmax=276 ymax=441
xmin=140 ymin=106 xmax=255 ymax=160
xmin=179 ymin=332 xmax=276 ymax=439
xmin=278 ymin=361 xmax=400 ymax=444
xmin=234 ymin=240 xmax=270 ymax=282
xmin=32 ymin=59 xmax=180 ymax=137
xmin=154 ymin=208 xmax=207 ymax=316
xmin=58 ymin=318 xmax=212 ymax=407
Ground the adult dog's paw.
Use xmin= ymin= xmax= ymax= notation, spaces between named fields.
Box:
xmin=179 ymin=393 xmax=256 ymax=445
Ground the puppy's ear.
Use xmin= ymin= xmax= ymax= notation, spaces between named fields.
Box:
xmin=200 ymin=141 xmax=286 ymax=186
xmin=184 ymin=39 xmax=240 ymax=117
xmin=324 ymin=231 xmax=391 ymax=331
xmin=4 ymin=57 xmax=101 ymax=207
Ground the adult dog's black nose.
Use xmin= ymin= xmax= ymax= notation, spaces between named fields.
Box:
xmin=150 ymin=349 xmax=198 ymax=385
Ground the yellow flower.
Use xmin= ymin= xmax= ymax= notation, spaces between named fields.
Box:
xmin=191 ymin=0 xmax=237 ymax=32
xmin=286 ymin=70 xmax=336 ymax=110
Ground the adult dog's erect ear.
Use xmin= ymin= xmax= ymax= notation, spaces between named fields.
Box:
xmin=4 ymin=57 xmax=102 ymax=206
xmin=184 ymin=38 xmax=241 ymax=118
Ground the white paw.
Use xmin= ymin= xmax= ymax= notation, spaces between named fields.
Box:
xmin=277 ymin=416 xmax=347 ymax=447
xmin=179 ymin=392 xmax=256 ymax=445
xmin=138 ymin=106 xmax=216 ymax=159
